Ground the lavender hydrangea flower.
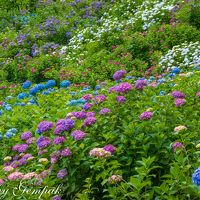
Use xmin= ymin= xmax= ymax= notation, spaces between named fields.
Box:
xmin=12 ymin=144 xmax=28 ymax=153
xmin=172 ymin=142 xmax=184 ymax=152
xmin=52 ymin=196 xmax=61 ymax=200
xmin=36 ymin=137 xmax=51 ymax=149
xmin=71 ymin=130 xmax=86 ymax=140
xmin=71 ymin=111 xmax=86 ymax=119
xmin=113 ymin=70 xmax=126 ymax=80
xmin=99 ymin=108 xmax=111 ymax=115
xmin=139 ymin=111 xmax=153 ymax=120
xmin=115 ymin=82 xmax=133 ymax=93
xmin=53 ymin=136 xmax=65 ymax=145
xmin=21 ymin=132 xmax=32 ymax=140
xmin=135 ymin=79 xmax=148 ymax=90
xmin=86 ymin=111 xmax=96 ymax=117
xmin=171 ymin=91 xmax=186 ymax=99
xmin=37 ymin=121 xmax=54 ymax=134
xmin=174 ymin=98 xmax=186 ymax=107
xmin=57 ymin=169 xmax=67 ymax=179
xmin=82 ymin=103 xmax=92 ymax=110
xmin=60 ymin=148 xmax=71 ymax=157
xmin=83 ymin=117 xmax=96 ymax=127
xmin=93 ymin=95 xmax=106 ymax=104
xmin=116 ymin=96 xmax=126 ymax=103
xmin=103 ymin=144 xmax=116 ymax=154
xmin=54 ymin=119 xmax=74 ymax=134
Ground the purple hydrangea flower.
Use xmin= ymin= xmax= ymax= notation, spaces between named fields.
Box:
xmin=103 ymin=144 xmax=116 ymax=154
xmin=82 ymin=103 xmax=92 ymax=110
xmin=12 ymin=144 xmax=28 ymax=153
xmin=37 ymin=121 xmax=54 ymax=133
xmin=60 ymin=148 xmax=71 ymax=157
xmin=99 ymin=108 xmax=111 ymax=115
xmin=86 ymin=111 xmax=96 ymax=117
xmin=115 ymin=82 xmax=133 ymax=93
xmin=71 ymin=130 xmax=86 ymax=140
xmin=116 ymin=96 xmax=126 ymax=103
xmin=53 ymin=136 xmax=65 ymax=145
xmin=196 ymin=92 xmax=200 ymax=97
xmin=172 ymin=142 xmax=184 ymax=152
xmin=113 ymin=70 xmax=126 ymax=80
xmin=57 ymin=169 xmax=67 ymax=179
xmin=139 ymin=111 xmax=153 ymax=120
xmin=71 ymin=111 xmax=86 ymax=119
xmin=36 ymin=137 xmax=51 ymax=149
xmin=83 ymin=117 xmax=96 ymax=127
xmin=52 ymin=196 xmax=61 ymax=200
xmin=93 ymin=95 xmax=106 ymax=104
xmin=135 ymin=79 xmax=148 ymax=90
xmin=21 ymin=132 xmax=32 ymax=140
xmin=174 ymin=98 xmax=186 ymax=107
xmin=54 ymin=119 xmax=75 ymax=134
xmin=171 ymin=91 xmax=186 ymax=99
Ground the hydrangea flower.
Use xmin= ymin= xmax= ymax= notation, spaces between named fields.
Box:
xmin=192 ymin=167 xmax=200 ymax=186
xmin=53 ymin=136 xmax=65 ymax=145
xmin=0 ymin=179 xmax=5 ymax=185
xmin=89 ymin=148 xmax=111 ymax=158
xmin=113 ymin=70 xmax=126 ymax=80
xmin=36 ymin=137 xmax=51 ymax=149
xmin=52 ymin=196 xmax=61 ymax=200
xmin=54 ymin=119 xmax=74 ymax=134
xmin=174 ymin=125 xmax=187 ymax=133
xmin=139 ymin=111 xmax=153 ymax=120
xmin=21 ymin=131 xmax=32 ymax=140
xmin=60 ymin=148 xmax=71 ymax=157
xmin=17 ymin=92 xmax=28 ymax=100
xmin=83 ymin=117 xmax=96 ymax=127
xmin=115 ymin=82 xmax=133 ymax=93
xmin=71 ymin=130 xmax=86 ymax=140
xmin=7 ymin=172 xmax=24 ymax=180
xmin=57 ymin=169 xmax=67 ymax=179
xmin=172 ymin=142 xmax=184 ymax=152
xmin=37 ymin=121 xmax=54 ymax=134
xmin=196 ymin=92 xmax=200 ymax=97
xmin=93 ymin=95 xmax=106 ymax=104
xmin=82 ymin=103 xmax=92 ymax=110
xmin=22 ymin=80 xmax=31 ymax=89
xmin=12 ymin=144 xmax=28 ymax=153
xmin=171 ymin=91 xmax=186 ymax=99
xmin=60 ymin=80 xmax=71 ymax=87
xmin=99 ymin=108 xmax=111 ymax=115
xmin=103 ymin=144 xmax=116 ymax=154
xmin=46 ymin=80 xmax=56 ymax=88
xmin=135 ymin=80 xmax=148 ymax=90
xmin=174 ymin=98 xmax=186 ymax=107
xmin=108 ymin=175 xmax=122 ymax=184
xmin=116 ymin=96 xmax=126 ymax=103
xmin=82 ymin=94 xmax=93 ymax=101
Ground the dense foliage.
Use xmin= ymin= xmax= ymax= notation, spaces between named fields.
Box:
xmin=0 ymin=0 xmax=200 ymax=199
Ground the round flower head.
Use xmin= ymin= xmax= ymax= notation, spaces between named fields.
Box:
xmin=135 ymin=79 xmax=147 ymax=90
xmin=83 ymin=117 xmax=96 ymax=127
xmin=171 ymin=91 xmax=185 ymax=99
xmin=0 ymin=179 xmax=4 ymax=185
xmin=53 ymin=136 xmax=65 ymax=145
xmin=21 ymin=131 xmax=32 ymax=140
xmin=113 ymin=70 xmax=126 ymax=80
xmin=37 ymin=121 xmax=54 ymax=134
xmin=196 ymin=92 xmax=200 ymax=97
xmin=57 ymin=169 xmax=67 ymax=179
xmin=60 ymin=148 xmax=71 ymax=157
xmin=89 ymin=148 xmax=111 ymax=158
xmin=23 ymin=172 xmax=37 ymax=180
xmin=99 ymin=108 xmax=111 ymax=115
xmin=71 ymin=130 xmax=86 ymax=140
xmin=108 ymin=175 xmax=123 ymax=184
xmin=93 ymin=95 xmax=106 ymax=104
xmin=115 ymin=82 xmax=133 ymax=93
xmin=139 ymin=111 xmax=153 ymax=120
xmin=7 ymin=172 xmax=24 ymax=180
xmin=12 ymin=144 xmax=28 ymax=153
xmin=82 ymin=103 xmax=92 ymax=110
xmin=36 ymin=137 xmax=51 ymax=149
xmin=174 ymin=98 xmax=186 ymax=107
xmin=52 ymin=196 xmax=61 ymax=200
xmin=38 ymin=158 xmax=49 ymax=163
xmin=86 ymin=111 xmax=96 ymax=117
xmin=172 ymin=142 xmax=184 ymax=152
xmin=192 ymin=167 xmax=200 ymax=186
xmin=174 ymin=125 xmax=187 ymax=133
xmin=116 ymin=96 xmax=126 ymax=103
xmin=82 ymin=94 xmax=93 ymax=101
xmin=103 ymin=144 xmax=116 ymax=154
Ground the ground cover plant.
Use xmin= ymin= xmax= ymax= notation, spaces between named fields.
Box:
xmin=0 ymin=0 xmax=200 ymax=199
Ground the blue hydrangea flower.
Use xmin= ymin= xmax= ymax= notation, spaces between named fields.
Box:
xmin=5 ymin=131 xmax=14 ymax=138
xmin=159 ymin=91 xmax=165 ymax=96
xmin=168 ymin=73 xmax=176 ymax=78
xmin=17 ymin=92 xmax=28 ymax=100
xmin=69 ymin=92 xmax=77 ymax=95
xmin=172 ymin=67 xmax=180 ymax=74
xmin=60 ymin=80 xmax=71 ymax=87
xmin=9 ymin=128 xmax=18 ymax=133
xmin=193 ymin=66 xmax=200 ymax=71
xmin=192 ymin=167 xmax=200 ymax=186
xmin=0 ymin=110 xmax=3 ymax=115
xmin=4 ymin=105 xmax=12 ymax=111
xmin=46 ymin=80 xmax=56 ymax=88
xmin=22 ymin=80 xmax=31 ymax=89
xmin=126 ymin=76 xmax=133 ymax=80
xmin=93 ymin=91 xmax=99 ymax=95
xmin=95 ymin=85 xmax=101 ymax=90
